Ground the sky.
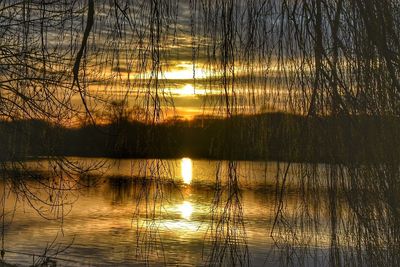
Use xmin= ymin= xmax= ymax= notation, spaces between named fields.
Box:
xmin=0 ymin=0 xmax=304 ymax=124
xmin=6 ymin=0 xmax=394 ymax=123
xmin=66 ymin=0 xmax=295 ymax=122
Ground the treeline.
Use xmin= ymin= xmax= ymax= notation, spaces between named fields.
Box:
xmin=0 ymin=113 xmax=399 ymax=163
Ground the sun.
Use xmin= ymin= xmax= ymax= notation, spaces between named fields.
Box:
xmin=163 ymin=63 xmax=208 ymax=80
xmin=180 ymin=84 xmax=195 ymax=96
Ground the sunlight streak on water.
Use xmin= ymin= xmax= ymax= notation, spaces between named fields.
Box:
xmin=179 ymin=201 xmax=193 ymax=220
xmin=181 ymin=158 xmax=192 ymax=184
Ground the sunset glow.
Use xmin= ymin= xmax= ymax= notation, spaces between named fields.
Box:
xmin=163 ymin=63 xmax=208 ymax=80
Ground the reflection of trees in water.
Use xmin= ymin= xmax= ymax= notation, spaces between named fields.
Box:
xmin=269 ymin=162 xmax=400 ymax=266
xmin=78 ymin=159 xmax=400 ymax=267
xmin=101 ymin=160 xmax=251 ymax=266
xmin=342 ymin=164 xmax=400 ymax=266
xmin=127 ymin=159 xmax=176 ymax=265
xmin=3 ymin=160 xmax=400 ymax=266
xmin=206 ymin=161 xmax=250 ymax=266
xmin=0 ymin=158 xmax=107 ymax=265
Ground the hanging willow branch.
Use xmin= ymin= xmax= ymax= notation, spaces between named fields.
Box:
xmin=72 ymin=0 xmax=95 ymax=120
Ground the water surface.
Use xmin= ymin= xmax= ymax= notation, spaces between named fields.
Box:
xmin=0 ymin=158 xmax=372 ymax=266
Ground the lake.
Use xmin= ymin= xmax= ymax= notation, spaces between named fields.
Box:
xmin=0 ymin=157 xmax=394 ymax=266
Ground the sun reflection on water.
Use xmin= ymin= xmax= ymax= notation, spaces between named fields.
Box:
xmin=181 ymin=158 xmax=192 ymax=184
xmin=179 ymin=201 xmax=193 ymax=220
